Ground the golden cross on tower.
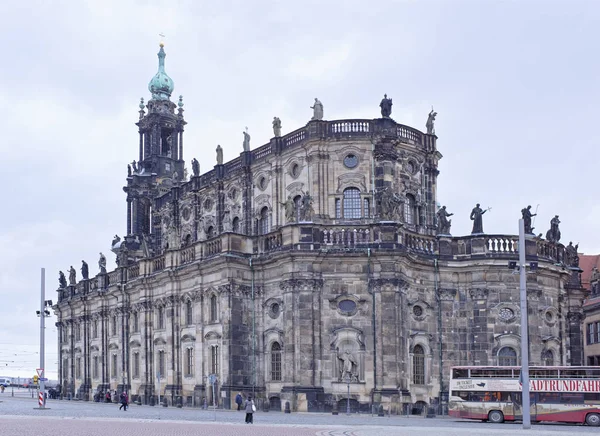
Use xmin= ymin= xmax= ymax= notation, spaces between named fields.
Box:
xmin=159 ymin=33 xmax=166 ymax=47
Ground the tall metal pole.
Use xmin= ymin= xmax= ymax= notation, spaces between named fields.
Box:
xmin=39 ymin=268 xmax=46 ymax=408
xmin=346 ymin=379 xmax=350 ymax=415
xmin=518 ymin=219 xmax=531 ymax=429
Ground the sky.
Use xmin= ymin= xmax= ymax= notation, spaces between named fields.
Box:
xmin=0 ymin=0 xmax=598 ymax=380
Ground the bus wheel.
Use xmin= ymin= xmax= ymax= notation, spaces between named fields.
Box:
xmin=586 ymin=413 xmax=600 ymax=426
xmin=488 ymin=410 xmax=504 ymax=423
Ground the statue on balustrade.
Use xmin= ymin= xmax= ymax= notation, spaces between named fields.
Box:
xmin=98 ymin=252 xmax=107 ymax=274
xmin=546 ymin=215 xmax=561 ymax=243
xmin=380 ymin=94 xmax=393 ymax=118
xmin=81 ymin=260 xmax=89 ymax=280
xmin=426 ymin=109 xmax=437 ymax=135
xmin=337 ymin=349 xmax=358 ymax=382
xmin=131 ymin=160 xmax=138 ymax=173
xmin=58 ymin=271 xmax=67 ymax=289
xmin=68 ymin=266 xmax=76 ymax=285
xmin=300 ymin=191 xmax=314 ymax=221
xmin=281 ymin=195 xmax=296 ymax=223
xmin=242 ymin=127 xmax=251 ymax=152
xmin=191 ymin=158 xmax=200 ymax=176
xmin=216 ymin=145 xmax=223 ymax=165
xmin=470 ymin=203 xmax=488 ymax=234
xmin=272 ymin=117 xmax=282 ymax=138
xmin=521 ymin=205 xmax=537 ymax=234
xmin=565 ymin=241 xmax=579 ymax=268
xmin=111 ymin=234 xmax=121 ymax=248
xmin=310 ymin=98 xmax=324 ymax=121
xmin=127 ymin=164 xmax=132 ymax=177
xmin=436 ymin=206 xmax=453 ymax=235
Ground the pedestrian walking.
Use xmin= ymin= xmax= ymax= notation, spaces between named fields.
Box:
xmin=119 ymin=391 xmax=128 ymax=411
xmin=105 ymin=391 xmax=111 ymax=403
xmin=244 ymin=395 xmax=255 ymax=424
xmin=235 ymin=392 xmax=243 ymax=411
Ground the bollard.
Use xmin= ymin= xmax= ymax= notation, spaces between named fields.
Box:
xmin=203 ymin=397 xmax=207 ymax=410
xmin=426 ymin=406 xmax=436 ymax=418
xmin=377 ymin=405 xmax=384 ymax=417
xmin=332 ymin=401 xmax=339 ymax=415
xmin=284 ymin=401 xmax=291 ymax=414
xmin=177 ymin=396 xmax=183 ymax=408
xmin=162 ymin=397 xmax=168 ymax=407
xmin=149 ymin=396 xmax=155 ymax=407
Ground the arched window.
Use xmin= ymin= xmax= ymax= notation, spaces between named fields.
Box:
xmin=157 ymin=306 xmax=165 ymax=329
xmin=232 ymin=217 xmax=240 ymax=233
xmin=210 ymin=295 xmax=218 ymax=322
xmin=542 ymin=350 xmax=554 ymax=366
xmin=343 ymin=187 xmax=361 ymax=219
xmin=293 ymin=195 xmax=302 ymax=221
xmin=185 ymin=300 xmax=193 ymax=325
xmin=498 ymin=347 xmax=517 ymax=366
xmin=413 ymin=345 xmax=425 ymax=385
xmin=207 ymin=226 xmax=214 ymax=239
xmin=271 ymin=342 xmax=282 ymax=381
xmin=405 ymin=194 xmax=416 ymax=225
xmin=363 ymin=198 xmax=370 ymax=218
xmin=259 ymin=207 xmax=269 ymax=235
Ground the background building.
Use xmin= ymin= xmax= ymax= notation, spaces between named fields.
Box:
xmin=54 ymin=44 xmax=587 ymax=414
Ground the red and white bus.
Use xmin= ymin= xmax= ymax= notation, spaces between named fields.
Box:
xmin=449 ymin=366 xmax=600 ymax=426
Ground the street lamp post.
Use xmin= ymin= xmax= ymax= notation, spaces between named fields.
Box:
xmin=345 ymin=374 xmax=351 ymax=415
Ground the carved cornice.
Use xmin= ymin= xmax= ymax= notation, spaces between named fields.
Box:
xmin=469 ymin=288 xmax=489 ymax=300
xmin=279 ymin=279 xmax=324 ymax=292
xmin=368 ymin=278 xmax=407 ymax=293
xmin=438 ymin=288 xmax=457 ymax=301
xmin=567 ymin=310 xmax=584 ymax=323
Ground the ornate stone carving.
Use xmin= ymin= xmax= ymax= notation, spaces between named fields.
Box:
xmin=369 ymin=278 xmax=407 ymax=293
xmin=279 ymin=279 xmax=324 ymax=292
xmin=567 ymin=311 xmax=584 ymax=323
xmin=438 ymin=288 xmax=457 ymax=301
xmin=469 ymin=288 xmax=489 ymax=300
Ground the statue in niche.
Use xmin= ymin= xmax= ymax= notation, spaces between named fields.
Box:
xmin=198 ymin=218 xmax=207 ymax=241
xmin=166 ymin=223 xmax=179 ymax=250
xmin=242 ymin=127 xmax=251 ymax=152
xmin=281 ymin=195 xmax=296 ymax=223
xmin=521 ymin=205 xmax=537 ymax=234
xmin=81 ymin=260 xmax=89 ymax=280
xmin=299 ymin=191 xmax=314 ymax=221
xmin=337 ymin=349 xmax=358 ymax=382
xmin=436 ymin=206 xmax=453 ymax=235
xmin=191 ymin=158 xmax=200 ymax=176
xmin=68 ymin=266 xmax=76 ymax=285
xmin=131 ymin=160 xmax=138 ymax=173
xmin=565 ymin=241 xmax=579 ymax=268
xmin=58 ymin=271 xmax=67 ymax=289
xmin=98 ymin=252 xmax=107 ymax=274
xmin=470 ymin=203 xmax=488 ymax=234
xmin=546 ymin=215 xmax=561 ymax=243
xmin=127 ymin=164 xmax=132 ymax=177
xmin=272 ymin=117 xmax=282 ymax=137
xmin=380 ymin=94 xmax=393 ymax=118
xmin=426 ymin=109 xmax=437 ymax=135
xmin=379 ymin=188 xmax=403 ymax=221
xmin=223 ymin=210 xmax=232 ymax=232
xmin=310 ymin=98 xmax=324 ymax=121
xmin=216 ymin=145 xmax=223 ymax=165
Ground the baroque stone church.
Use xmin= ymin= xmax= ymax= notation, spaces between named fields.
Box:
xmin=54 ymin=43 xmax=587 ymax=413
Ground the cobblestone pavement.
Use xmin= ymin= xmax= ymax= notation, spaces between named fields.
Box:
xmin=1 ymin=389 xmax=599 ymax=435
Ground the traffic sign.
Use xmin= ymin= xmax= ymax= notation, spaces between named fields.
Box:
xmin=39 ymin=378 xmax=48 ymax=381
xmin=33 ymin=375 xmax=39 ymax=383
xmin=36 ymin=368 xmax=44 ymax=377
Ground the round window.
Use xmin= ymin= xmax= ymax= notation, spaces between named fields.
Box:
xmin=498 ymin=307 xmax=515 ymax=321
xmin=338 ymin=299 xmax=357 ymax=313
xmin=271 ymin=303 xmax=280 ymax=317
xmin=343 ymin=154 xmax=358 ymax=169
xmin=291 ymin=163 xmax=300 ymax=178
xmin=182 ymin=207 xmax=191 ymax=221
xmin=545 ymin=311 xmax=554 ymax=322
xmin=412 ymin=305 xmax=423 ymax=317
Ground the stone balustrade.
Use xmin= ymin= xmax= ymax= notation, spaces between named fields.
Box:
xmin=57 ymin=224 xmax=569 ymax=303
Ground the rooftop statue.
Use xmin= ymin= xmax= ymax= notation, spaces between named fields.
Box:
xmin=242 ymin=128 xmax=251 ymax=152
xmin=546 ymin=215 xmax=561 ymax=243
xmin=565 ymin=241 xmax=579 ymax=268
xmin=68 ymin=266 xmax=76 ymax=286
xmin=98 ymin=252 xmax=107 ymax=274
xmin=191 ymin=158 xmax=200 ymax=176
xmin=380 ymin=94 xmax=393 ymax=118
xmin=426 ymin=109 xmax=437 ymax=135
xmin=58 ymin=271 xmax=67 ymax=289
xmin=436 ymin=206 xmax=453 ymax=235
xmin=81 ymin=260 xmax=89 ymax=280
xmin=470 ymin=203 xmax=489 ymax=234
xmin=216 ymin=145 xmax=223 ymax=165
xmin=521 ymin=205 xmax=537 ymax=234
xmin=273 ymin=117 xmax=282 ymax=138
xmin=310 ymin=98 xmax=324 ymax=121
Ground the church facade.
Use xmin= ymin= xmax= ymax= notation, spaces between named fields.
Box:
xmin=54 ymin=44 xmax=587 ymax=413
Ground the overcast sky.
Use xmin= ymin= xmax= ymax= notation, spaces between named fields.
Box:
xmin=0 ymin=0 xmax=598 ymax=379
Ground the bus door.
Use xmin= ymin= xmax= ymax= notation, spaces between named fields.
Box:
xmin=513 ymin=392 xmax=537 ymax=421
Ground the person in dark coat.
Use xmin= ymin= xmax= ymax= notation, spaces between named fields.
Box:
xmin=244 ymin=395 xmax=254 ymax=424
xmin=235 ymin=392 xmax=243 ymax=411
xmin=105 ymin=391 xmax=112 ymax=403
xmin=119 ymin=391 xmax=128 ymax=411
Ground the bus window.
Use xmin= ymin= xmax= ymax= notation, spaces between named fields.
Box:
xmin=584 ymin=393 xmax=600 ymax=403
xmin=561 ymin=393 xmax=584 ymax=404
xmin=538 ymin=392 xmax=561 ymax=404
xmin=452 ymin=369 xmax=468 ymax=379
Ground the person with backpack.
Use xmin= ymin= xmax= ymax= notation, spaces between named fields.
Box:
xmin=119 ymin=391 xmax=128 ymax=411
xmin=244 ymin=395 xmax=255 ymax=424
xmin=235 ymin=392 xmax=243 ymax=411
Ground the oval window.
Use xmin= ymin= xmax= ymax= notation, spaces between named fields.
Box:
xmin=338 ymin=299 xmax=357 ymax=313
xmin=412 ymin=305 xmax=423 ymax=317
xmin=344 ymin=154 xmax=358 ymax=169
